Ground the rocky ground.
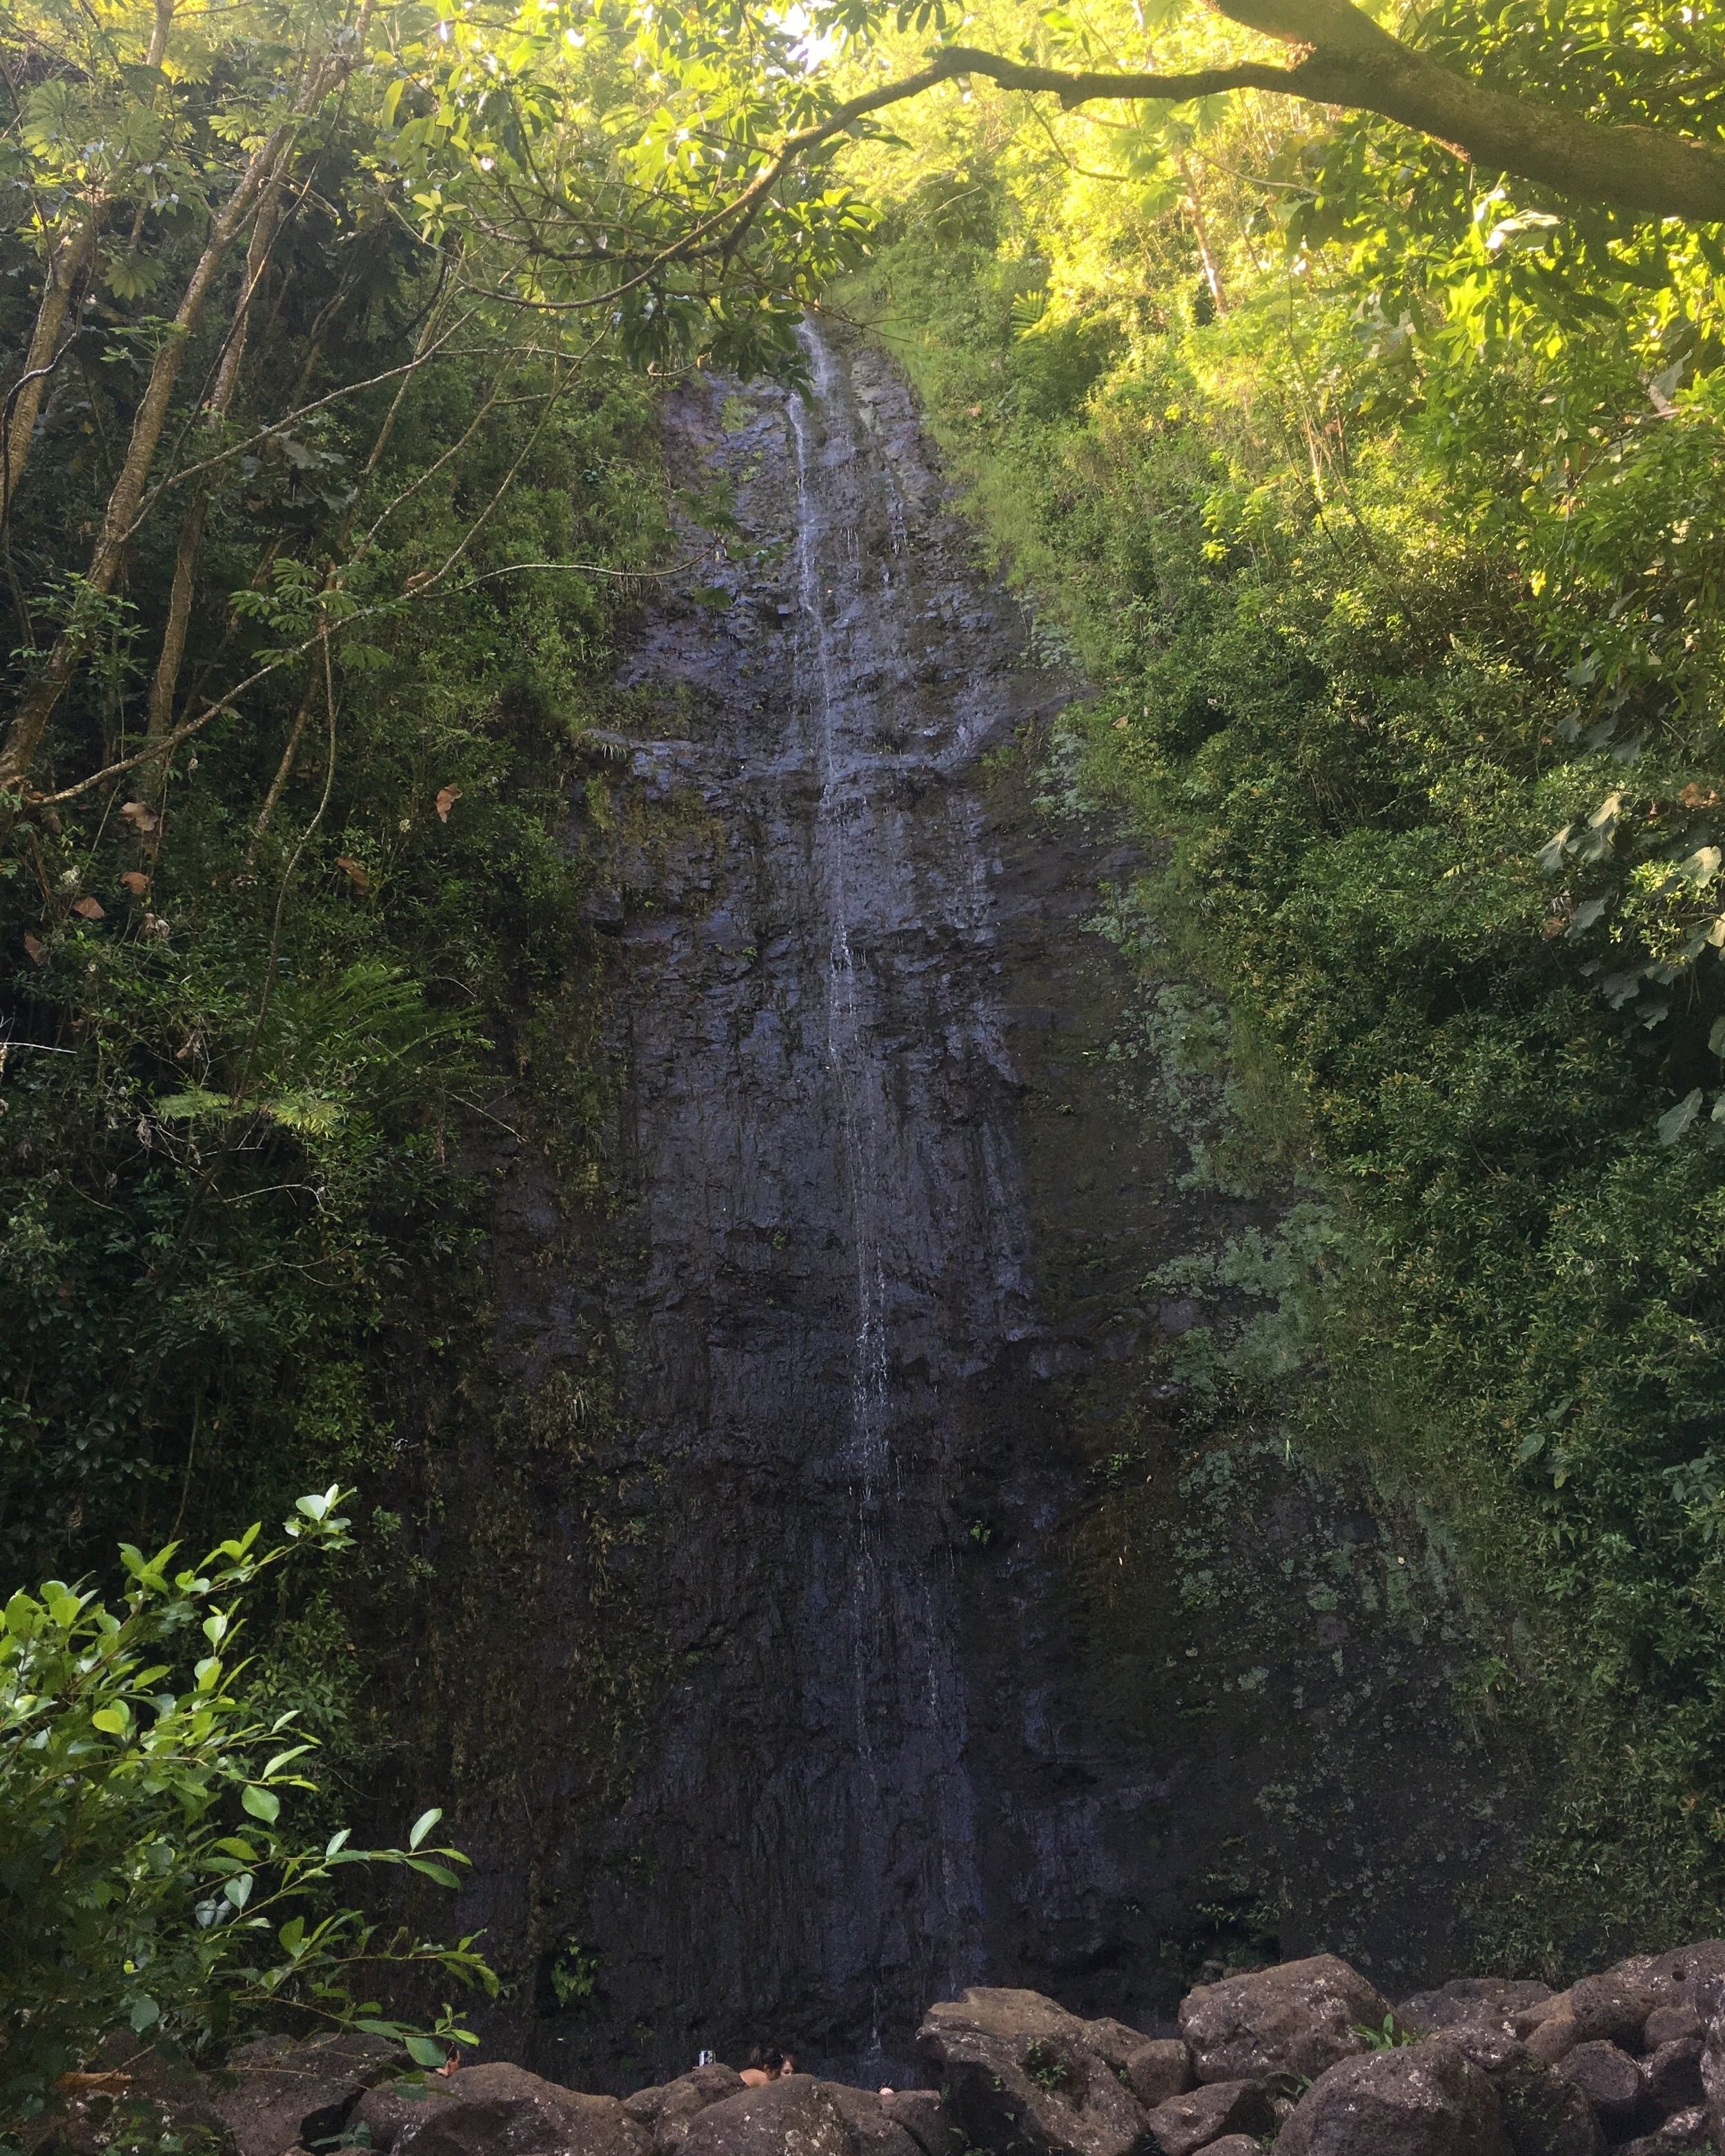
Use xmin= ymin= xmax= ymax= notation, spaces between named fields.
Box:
xmin=54 ymin=1950 xmax=1725 ymax=2156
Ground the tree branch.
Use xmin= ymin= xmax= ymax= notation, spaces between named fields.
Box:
xmin=753 ymin=0 xmax=1725 ymax=226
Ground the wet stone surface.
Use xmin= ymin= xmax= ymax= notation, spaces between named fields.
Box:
xmin=423 ymin=330 xmax=1529 ymax=2088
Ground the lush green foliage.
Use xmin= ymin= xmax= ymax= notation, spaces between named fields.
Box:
xmin=838 ymin=0 xmax=1725 ymax=1955
xmin=13 ymin=0 xmax=1725 ymax=1997
xmin=0 ymin=0 xmax=682 ymax=1578
xmin=0 ymin=1491 xmax=491 ymax=2142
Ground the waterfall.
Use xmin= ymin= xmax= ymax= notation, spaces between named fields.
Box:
xmin=535 ymin=324 xmax=1138 ymax=2081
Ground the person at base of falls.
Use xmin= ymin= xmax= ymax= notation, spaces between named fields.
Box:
xmin=738 ymin=2048 xmax=796 ymax=2087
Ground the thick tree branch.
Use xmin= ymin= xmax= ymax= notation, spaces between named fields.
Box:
xmin=750 ymin=0 xmax=1725 ymax=226
xmin=928 ymin=10 xmax=1725 ymax=223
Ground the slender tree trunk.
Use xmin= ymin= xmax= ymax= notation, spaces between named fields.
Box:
xmin=143 ymin=177 xmax=287 ymax=769
xmin=0 ymin=128 xmax=292 ymax=790
xmin=4 ymin=0 xmax=180 ymax=516
xmin=248 ymin=278 xmax=451 ymax=854
xmin=0 ymin=0 xmax=375 ymax=794
xmin=1177 ymin=153 xmax=1228 ymax=317
xmin=247 ymin=702 xmax=310 ymax=856
xmin=1 ymin=215 xmax=97 ymax=513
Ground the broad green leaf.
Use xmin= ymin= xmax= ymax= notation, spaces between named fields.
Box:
xmin=1657 ymin=1089 xmax=1703 ymax=1145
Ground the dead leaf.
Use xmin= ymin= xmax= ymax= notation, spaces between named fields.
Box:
xmin=23 ymin=934 xmax=44 ymax=965
xmin=966 ymin=404 xmax=983 ymax=418
xmin=121 ymin=871 xmax=150 ymax=896
xmin=1113 ymin=717 xmax=1130 ymax=732
xmin=72 ymin=896 xmax=104 ymax=920
xmin=58 ymin=2072 xmax=130 ymax=2093
xmin=435 ymin=785 xmax=462 ymax=822
xmin=335 ymin=856 xmax=371 ymax=893
xmin=119 ymin=800 xmax=159 ymax=833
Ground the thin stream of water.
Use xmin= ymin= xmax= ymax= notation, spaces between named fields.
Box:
xmin=789 ymin=324 xmax=984 ymax=2021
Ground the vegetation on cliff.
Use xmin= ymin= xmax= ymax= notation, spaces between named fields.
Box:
xmin=835 ymin=0 xmax=1725 ymax=1959
xmin=8 ymin=0 xmax=1725 ymax=2081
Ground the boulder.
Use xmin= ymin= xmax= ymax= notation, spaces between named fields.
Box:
xmin=624 ymin=2069 xmax=745 ymax=2124
xmin=879 ymin=2091 xmax=965 ymax=2156
xmin=1138 ymin=2080 xmax=1273 ymax=2156
xmin=1642 ymin=2037 xmax=1704 ymax=2117
xmin=1441 ymin=2029 xmax=1603 ymax=2156
xmin=918 ymin=1994 xmax=1158 ymax=2156
xmin=1697 ymin=1973 xmax=1725 ymax=2148
xmin=1275 ymin=2041 xmax=1512 ymax=2156
xmin=40 ymin=2033 xmax=406 ymax=2156
xmin=1178 ymin=1955 xmax=1394 ymax=2088
xmin=1644 ymin=2007 xmax=1703 ymax=2050
xmin=1615 ymin=2106 xmax=1711 ymax=2150
xmin=680 ymin=2081 xmax=856 ymax=2156
xmin=1609 ymin=1945 xmax=1725 ymax=2018
xmin=1552 ymin=2042 xmax=1642 ymax=2128
xmin=393 ymin=2066 xmax=651 ymax=2156
xmin=202 ymin=2033 xmax=406 ymax=2156
xmin=1188 ymin=2144 xmax=1258 ymax=2156
xmin=1075 ymin=2024 xmax=1190 ymax=2111
xmin=1562 ymin=1976 xmax=1661 ymax=2050
xmin=1401 ymin=1985 xmax=1555 ymax=2040
xmin=1554 ymin=1946 xmax=1725 ymax=2059
xmin=817 ymin=2084 xmax=924 ymax=2156
xmin=197 ymin=2026 xmax=405 ymax=2156
xmin=353 ymin=2080 xmax=462 ymax=2154
xmin=924 ymin=1991 xmax=1088 ymax=2048
xmin=624 ymin=2069 xmax=747 ymax=2155
xmin=1524 ymin=2019 xmax=1580 ymax=2068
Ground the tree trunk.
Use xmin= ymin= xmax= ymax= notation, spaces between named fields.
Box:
xmin=0 ymin=130 xmax=291 ymax=791
xmin=142 ymin=176 xmax=287 ymax=773
xmin=1178 ymin=154 xmax=1228 ymax=317
xmin=1 ymin=216 xmax=97 ymax=514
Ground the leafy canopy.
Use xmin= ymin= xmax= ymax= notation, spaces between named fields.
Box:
xmin=0 ymin=1489 xmax=493 ymax=2142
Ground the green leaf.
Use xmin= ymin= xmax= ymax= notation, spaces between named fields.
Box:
xmin=408 ymin=1807 xmax=442 ymax=1850
xmin=156 ymin=1087 xmax=241 ymax=1121
xmin=241 ymin=1785 xmax=281 ymax=1824
xmin=1657 ymin=1088 xmax=1703 ymax=1145
xmin=1487 ymin=209 xmax=1562 ymax=255
xmin=405 ymin=2036 xmax=448 ymax=2070
xmin=1537 ymin=825 xmax=1573 ymax=874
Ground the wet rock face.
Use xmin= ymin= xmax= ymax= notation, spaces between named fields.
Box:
xmin=570 ymin=329 xmax=1065 ymax=2070
xmin=440 ymin=325 xmax=1528 ymax=2086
